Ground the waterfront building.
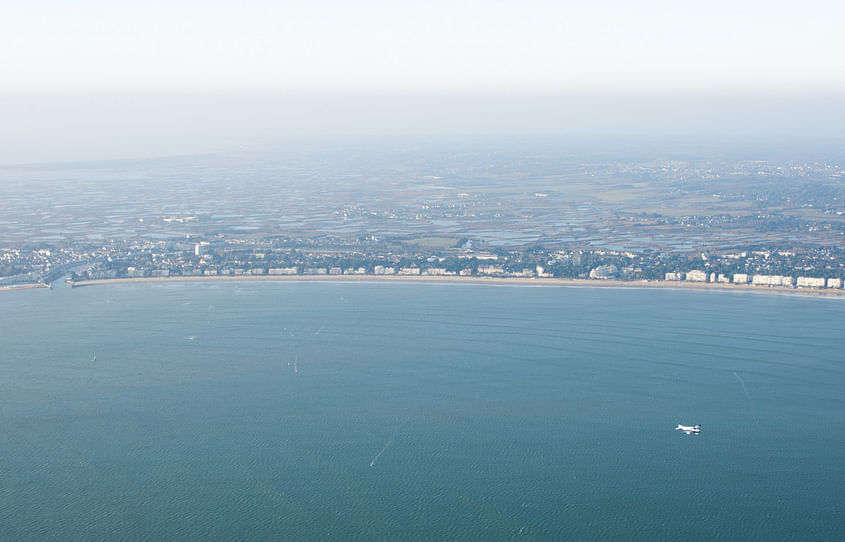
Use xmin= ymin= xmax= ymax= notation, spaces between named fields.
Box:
xmin=477 ymin=265 xmax=505 ymax=276
xmin=589 ymin=265 xmax=618 ymax=279
xmin=269 ymin=267 xmax=298 ymax=275
xmin=752 ymin=275 xmax=795 ymax=287
xmin=686 ymin=270 xmax=707 ymax=282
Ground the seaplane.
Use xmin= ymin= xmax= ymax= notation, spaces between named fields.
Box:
xmin=675 ymin=424 xmax=701 ymax=435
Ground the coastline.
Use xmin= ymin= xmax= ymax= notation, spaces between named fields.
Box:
xmin=65 ymin=274 xmax=845 ymax=297
xmin=0 ymin=283 xmax=50 ymax=293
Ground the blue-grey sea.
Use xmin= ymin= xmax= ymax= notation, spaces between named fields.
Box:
xmin=1 ymin=282 xmax=843 ymax=541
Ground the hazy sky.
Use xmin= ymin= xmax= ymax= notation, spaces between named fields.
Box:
xmin=5 ymin=0 xmax=845 ymax=94
xmin=2 ymin=1 xmax=844 ymax=163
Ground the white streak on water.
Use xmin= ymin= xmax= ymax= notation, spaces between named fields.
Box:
xmin=370 ymin=425 xmax=402 ymax=467
xmin=734 ymin=371 xmax=757 ymax=420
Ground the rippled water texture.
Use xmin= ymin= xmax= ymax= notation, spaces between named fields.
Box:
xmin=1 ymin=282 xmax=843 ymax=540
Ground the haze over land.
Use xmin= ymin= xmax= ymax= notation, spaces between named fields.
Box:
xmin=3 ymin=93 xmax=845 ymax=165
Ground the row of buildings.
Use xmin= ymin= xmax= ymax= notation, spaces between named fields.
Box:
xmin=6 ymin=237 xmax=845 ymax=290
xmin=86 ymin=263 xmax=553 ymax=281
xmin=84 ymin=259 xmax=845 ymax=290
xmin=663 ymin=270 xmax=843 ymax=289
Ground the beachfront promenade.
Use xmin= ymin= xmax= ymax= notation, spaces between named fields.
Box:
xmin=61 ymin=274 xmax=845 ymax=297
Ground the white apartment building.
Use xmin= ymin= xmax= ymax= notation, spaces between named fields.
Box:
xmin=796 ymin=277 xmax=826 ymax=288
xmin=686 ymin=270 xmax=707 ymax=282
xmin=752 ymin=275 xmax=795 ymax=287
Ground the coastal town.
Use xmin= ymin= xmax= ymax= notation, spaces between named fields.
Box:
xmin=2 ymin=235 xmax=844 ymax=293
xmin=2 ymin=145 xmax=844 ymax=293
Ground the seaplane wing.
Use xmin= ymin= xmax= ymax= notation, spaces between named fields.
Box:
xmin=675 ymin=424 xmax=701 ymax=435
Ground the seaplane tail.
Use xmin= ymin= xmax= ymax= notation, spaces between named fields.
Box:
xmin=675 ymin=424 xmax=701 ymax=435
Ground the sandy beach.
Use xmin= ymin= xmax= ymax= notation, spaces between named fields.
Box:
xmin=64 ymin=274 xmax=845 ymax=297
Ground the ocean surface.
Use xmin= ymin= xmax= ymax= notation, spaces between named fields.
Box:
xmin=1 ymin=282 xmax=843 ymax=541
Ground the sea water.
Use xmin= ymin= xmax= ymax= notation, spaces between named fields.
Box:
xmin=1 ymin=282 xmax=843 ymax=540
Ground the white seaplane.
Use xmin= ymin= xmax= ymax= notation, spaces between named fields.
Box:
xmin=675 ymin=424 xmax=701 ymax=435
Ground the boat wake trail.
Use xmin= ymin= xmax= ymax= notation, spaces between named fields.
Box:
xmin=733 ymin=371 xmax=757 ymax=420
xmin=369 ymin=424 xmax=403 ymax=467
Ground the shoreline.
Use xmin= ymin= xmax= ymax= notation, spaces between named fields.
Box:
xmin=0 ymin=283 xmax=50 ymax=293
xmin=65 ymin=275 xmax=845 ymax=297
